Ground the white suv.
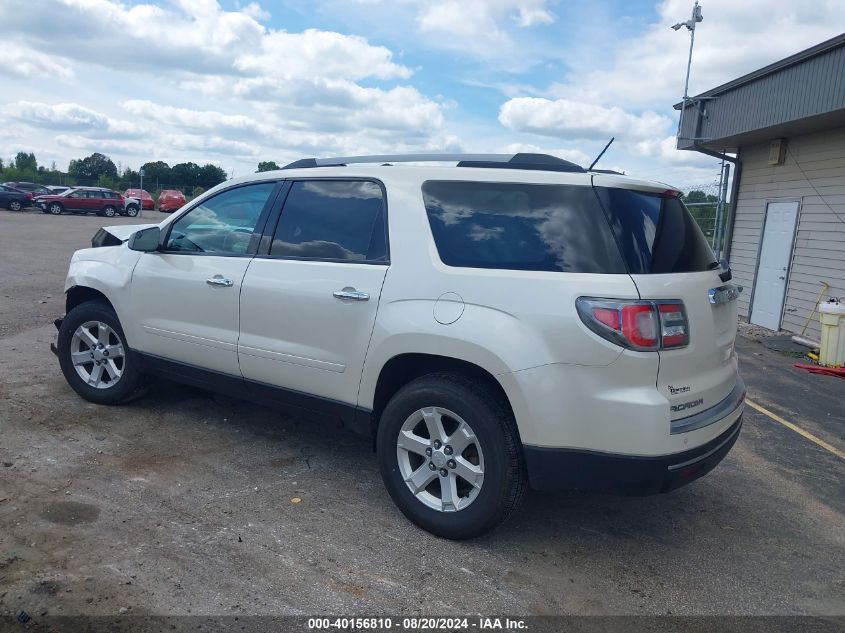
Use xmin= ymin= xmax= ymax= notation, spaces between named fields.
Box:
xmin=53 ymin=153 xmax=745 ymax=539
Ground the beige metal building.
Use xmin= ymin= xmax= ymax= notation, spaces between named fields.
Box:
xmin=677 ymin=34 xmax=845 ymax=339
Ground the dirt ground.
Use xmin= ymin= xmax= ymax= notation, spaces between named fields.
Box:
xmin=0 ymin=208 xmax=843 ymax=621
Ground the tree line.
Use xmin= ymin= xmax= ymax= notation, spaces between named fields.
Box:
xmin=0 ymin=151 xmax=228 ymax=197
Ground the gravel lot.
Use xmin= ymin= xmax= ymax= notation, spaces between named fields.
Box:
xmin=0 ymin=208 xmax=843 ymax=621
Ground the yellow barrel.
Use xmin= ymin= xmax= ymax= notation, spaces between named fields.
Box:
xmin=818 ymin=300 xmax=845 ymax=368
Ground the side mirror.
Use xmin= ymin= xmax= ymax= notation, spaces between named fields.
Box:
xmin=128 ymin=226 xmax=161 ymax=252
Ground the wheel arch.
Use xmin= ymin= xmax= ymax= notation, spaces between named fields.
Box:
xmin=368 ymin=352 xmax=519 ymax=445
xmin=66 ymin=286 xmax=115 ymax=314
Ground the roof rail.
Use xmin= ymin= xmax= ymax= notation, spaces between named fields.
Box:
xmin=282 ymin=153 xmax=586 ymax=173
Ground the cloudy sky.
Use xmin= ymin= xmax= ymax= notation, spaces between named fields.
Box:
xmin=1 ymin=0 xmax=842 ymax=187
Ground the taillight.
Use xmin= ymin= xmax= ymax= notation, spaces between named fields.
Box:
xmin=26 ymin=193 xmax=33 ymax=200
xmin=576 ymin=298 xmax=689 ymax=351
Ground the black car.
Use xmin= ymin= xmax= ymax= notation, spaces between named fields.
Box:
xmin=0 ymin=184 xmax=31 ymax=211
xmin=3 ymin=181 xmax=52 ymax=197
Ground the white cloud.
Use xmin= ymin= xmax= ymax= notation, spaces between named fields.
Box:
xmin=121 ymin=100 xmax=272 ymax=137
xmin=235 ymin=29 xmax=412 ymax=81
xmin=633 ymin=135 xmax=718 ymax=166
xmin=416 ymin=0 xmax=555 ymax=56
xmin=239 ymin=1 xmax=270 ymax=21
xmin=5 ymin=101 xmax=146 ymax=138
xmin=552 ymin=0 xmax=845 ymax=108
xmin=0 ymin=46 xmax=74 ymax=81
xmin=0 ymin=0 xmax=411 ymax=83
xmin=499 ymin=97 xmax=671 ymax=142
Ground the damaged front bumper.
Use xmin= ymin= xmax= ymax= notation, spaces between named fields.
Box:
xmin=50 ymin=316 xmax=63 ymax=357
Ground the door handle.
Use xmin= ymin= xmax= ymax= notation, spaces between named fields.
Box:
xmin=206 ymin=275 xmax=234 ymax=287
xmin=333 ymin=287 xmax=369 ymax=301
xmin=778 ymin=275 xmax=786 ymax=280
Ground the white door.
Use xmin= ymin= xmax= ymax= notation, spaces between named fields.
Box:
xmin=750 ymin=200 xmax=799 ymax=330
xmin=127 ymin=182 xmax=277 ymax=375
xmin=238 ymin=179 xmax=388 ymax=405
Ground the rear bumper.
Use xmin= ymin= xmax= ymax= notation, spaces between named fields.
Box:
xmin=524 ymin=416 xmax=742 ymax=494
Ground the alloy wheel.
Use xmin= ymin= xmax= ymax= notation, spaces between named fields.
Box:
xmin=70 ymin=321 xmax=125 ymax=389
xmin=396 ymin=406 xmax=485 ymax=512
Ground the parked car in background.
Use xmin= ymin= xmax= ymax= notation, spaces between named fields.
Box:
xmin=35 ymin=187 xmax=138 ymax=217
xmin=47 ymin=185 xmax=71 ymax=194
xmin=158 ymin=189 xmax=186 ymax=213
xmin=0 ymin=184 xmax=32 ymax=211
xmin=124 ymin=189 xmax=155 ymax=211
xmin=3 ymin=181 xmax=51 ymax=197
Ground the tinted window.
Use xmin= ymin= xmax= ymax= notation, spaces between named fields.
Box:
xmin=422 ymin=181 xmax=625 ymax=273
xmin=595 ymin=188 xmax=716 ymax=274
xmin=166 ymin=183 xmax=274 ymax=255
xmin=270 ymin=180 xmax=387 ymax=262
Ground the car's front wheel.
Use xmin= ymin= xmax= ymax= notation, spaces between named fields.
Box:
xmin=125 ymin=205 xmax=139 ymax=217
xmin=9 ymin=200 xmax=23 ymax=211
xmin=57 ymin=301 xmax=144 ymax=405
xmin=48 ymin=203 xmax=63 ymax=215
xmin=377 ymin=372 xmax=526 ymax=539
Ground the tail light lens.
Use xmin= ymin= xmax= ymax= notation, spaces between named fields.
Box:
xmin=26 ymin=193 xmax=33 ymax=200
xmin=576 ymin=298 xmax=689 ymax=351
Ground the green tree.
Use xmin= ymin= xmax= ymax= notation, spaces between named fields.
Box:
xmin=257 ymin=160 xmax=280 ymax=172
xmin=171 ymin=162 xmax=202 ymax=188
xmin=198 ymin=163 xmax=227 ymax=189
xmin=68 ymin=152 xmax=117 ymax=181
xmin=14 ymin=151 xmax=37 ymax=173
xmin=140 ymin=161 xmax=172 ymax=185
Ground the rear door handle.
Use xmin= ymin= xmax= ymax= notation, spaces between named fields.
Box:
xmin=206 ymin=275 xmax=233 ymax=287
xmin=333 ymin=287 xmax=369 ymax=301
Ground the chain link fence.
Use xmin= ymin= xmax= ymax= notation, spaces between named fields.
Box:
xmin=682 ymin=180 xmax=730 ymax=254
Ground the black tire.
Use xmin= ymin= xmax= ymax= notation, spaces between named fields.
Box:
xmin=125 ymin=205 xmax=139 ymax=217
xmin=57 ymin=301 xmax=143 ymax=405
xmin=377 ymin=372 xmax=526 ymax=539
xmin=48 ymin=202 xmax=63 ymax=215
xmin=102 ymin=205 xmax=117 ymax=218
xmin=9 ymin=200 xmax=22 ymax=211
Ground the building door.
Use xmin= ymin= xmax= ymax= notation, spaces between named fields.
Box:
xmin=750 ymin=200 xmax=799 ymax=330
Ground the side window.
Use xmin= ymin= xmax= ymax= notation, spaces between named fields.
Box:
xmin=165 ymin=182 xmax=275 ymax=255
xmin=421 ymin=180 xmax=625 ymax=273
xmin=270 ymin=180 xmax=387 ymax=262
xmin=88 ymin=191 xmax=104 ymax=199
xmin=68 ymin=191 xmax=84 ymax=198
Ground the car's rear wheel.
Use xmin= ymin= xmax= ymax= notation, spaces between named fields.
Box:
xmin=9 ymin=200 xmax=22 ymax=211
xmin=125 ymin=205 xmax=139 ymax=217
xmin=377 ymin=372 xmax=526 ymax=539
xmin=102 ymin=205 xmax=117 ymax=217
xmin=48 ymin=203 xmax=63 ymax=215
xmin=57 ymin=301 xmax=144 ymax=405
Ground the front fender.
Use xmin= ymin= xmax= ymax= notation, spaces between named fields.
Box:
xmin=64 ymin=246 xmax=143 ymax=339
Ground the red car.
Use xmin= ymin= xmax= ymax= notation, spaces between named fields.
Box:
xmin=158 ymin=189 xmax=186 ymax=213
xmin=35 ymin=187 xmax=135 ymax=217
xmin=124 ymin=188 xmax=155 ymax=211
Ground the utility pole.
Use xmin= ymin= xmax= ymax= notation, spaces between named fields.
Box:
xmin=672 ymin=1 xmax=703 ymax=142
xmin=713 ymin=160 xmax=730 ymax=260
xmin=139 ymin=167 xmax=145 ymax=218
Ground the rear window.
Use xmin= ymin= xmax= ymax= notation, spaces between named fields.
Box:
xmin=594 ymin=188 xmax=717 ymax=274
xmin=421 ymin=181 xmax=625 ymax=273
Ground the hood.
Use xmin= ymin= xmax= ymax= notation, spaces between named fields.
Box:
xmin=102 ymin=223 xmax=156 ymax=241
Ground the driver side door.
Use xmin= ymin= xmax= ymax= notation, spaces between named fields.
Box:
xmin=126 ymin=181 xmax=281 ymax=375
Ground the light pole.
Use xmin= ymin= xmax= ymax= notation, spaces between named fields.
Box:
xmin=672 ymin=1 xmax=703 ymax=142
xmin=139 ymin=168 xmax=145 ymax=218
